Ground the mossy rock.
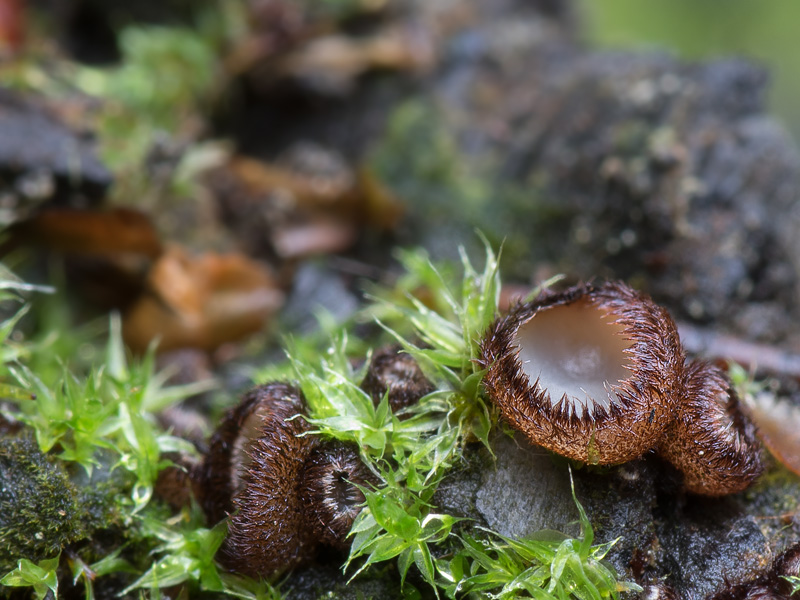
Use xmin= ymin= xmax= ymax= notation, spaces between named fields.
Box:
xmin=0 ymin=436 xmax=118 ymax=573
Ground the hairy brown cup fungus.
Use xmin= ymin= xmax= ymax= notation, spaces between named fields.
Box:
xmin=196 ymin=382 xmax=374 ymax=578
xmin=480 ymin=280 xmax=763 ymax=495
xmin=481 ymin=281 xmax=685 ymax=465
xmin=360 ymin=345 xmax=435 ymax=412
xmin=657 ymin=360 xmax=763 ymax=496
xmin=299 ymin=442 xmax=376 ymax=550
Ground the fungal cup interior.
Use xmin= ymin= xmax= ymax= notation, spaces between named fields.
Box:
xmin=514 ymin=298 xmax=634 ymax=414
xmin=230 ymin=405 xmax=272 ymax=494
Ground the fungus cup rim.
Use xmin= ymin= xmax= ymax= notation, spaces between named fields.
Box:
xmin=481 ymin=281 xmax=685 ymax=464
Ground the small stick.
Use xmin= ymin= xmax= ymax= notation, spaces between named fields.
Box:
xmin=677 ymin=321 xmax=800 ymax=379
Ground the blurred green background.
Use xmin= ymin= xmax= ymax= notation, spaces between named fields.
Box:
xmin=580 ymin=0 xmax=800 ymax=139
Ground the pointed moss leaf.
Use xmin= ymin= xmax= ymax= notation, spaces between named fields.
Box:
xmin=377 ymin=321 xmax=462 ymax=378
xmin=142 ymin=376 xmax=218 ymax=413
xmin=106 ymin=312 xmax=128 ymax=381
xmin=1 ymin=555 xmax=60 ymax=600
xmin=218 ymin=572 xmax=284 ymax=600
xmin=89 ymin=549 xmax=137 ymax=577
xmin=0 ymin=382 xmax=36 ymax=401
xmin=0 ymin=303 xmax=30 ymax=346
xmin=309 ymin=415 xmax=373 ymax=434
xmin=419 ymin=513 xmax=461 ymax=542
xmin=370 ymin=536 xmax=413 ymax=563
xmin=458 ymin=239 xmax=500 ymax=343
xmin=469 ymin=401 xmax=493 ymax=451
xmin=398 ymin=547 xmax=414 ymax=586
xmin=569 ymin=470 xmax=594 ymax=556
xmin=350 ymin=534 xmax=412 ymax=580
xmin=124 ymin=520 xmax=228 ymax=594
xmin=522 ymin=274 xmax=567 ymax=304
xmin=395 ymin=248 xmax=460 ymax=317
xmin=375 ymin=389 xmax=392 ymax=423
xmin=156 ymin=433 xmax=198 ymax=455
xmin=0 ymin=264 xmax=55 ymax=294
xmin=413 ymin=543 xmax=437 ymax=592
xmin=378 ymin=506 xmax=420 ymax=540
xmin=548 ymin=540 xmax=577 ymax=591
xmin=394 ymin=411 xmax=445 ymax=434
xmin=785 ymin=576 xmax=800 ymax=593
xmin=460 ymin=368 xmax=487 ymax=400
xmin=589 ymin=539 xmax=620 ymax=562
xmin=362 ymin=429 xmax=388 ymax=451
xmin=124 ymin=554 xmax=196 ymax=591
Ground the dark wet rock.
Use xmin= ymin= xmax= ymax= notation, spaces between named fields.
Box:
xmin=657 ymin=510 xmax=768 ymax=598
xmin=432 ymin=443 xmax=485 ymax=524
xmin=571 ymin=459 xmax=662 ymax=579
xmin=284 ymin=563 xmax=412 ymax=600
xmin=475 ymin=434 xmax=579 ymax=538
xmin=706 ymin=540 xmax=800 ymax=600
xmin=279 ymin=261 xmax=360 ymax=333
xmin=434 ymin=433 xmax=579 ymax=537
xmin=0 ymin=88 xmax=111 ymax=220
xmin=425 ymin=37 xmax=800 ymax=344
xmin=431 ymin=434 xmax=800 ymax=599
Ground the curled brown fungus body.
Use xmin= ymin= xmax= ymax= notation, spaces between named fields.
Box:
xmin=480 ymin=280 xmax=763 ymax=495
xmin=481 ymin=281 xmax=685 ymax=465
xmin=360 ymin=345 xmax=435 ymax=412
xmin=657 ymin=361 xmax=763 ymax=496
xmin=299 ymin=442 xmax=377 ymax=549
xmin=198 ymin=383 xmax=316 ymax=576
xmin=196 ymin=382 xmax=375 ymax=578
xmin=196 ymin=382 xmax=308 ymax=526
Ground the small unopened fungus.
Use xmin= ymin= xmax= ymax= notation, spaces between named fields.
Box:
xmin=657 ymin=360 xmax=763 ymax=496
xmin=195 ymin=383 xmax=375 ymax=577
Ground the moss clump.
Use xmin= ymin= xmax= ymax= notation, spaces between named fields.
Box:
xmin=0 ymin=436 xmax=118 ymax=572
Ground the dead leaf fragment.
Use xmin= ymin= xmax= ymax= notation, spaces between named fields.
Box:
xmin=745 ymin=392 xmax=800 ymax=477
xmin=272 ymin=218 xmax=358 ymax=259
xmin=123 ymin=245 xmax=284 ymax=354
xmin=13 ymin=207 xmax=163 ymax=259
xmin=275 ymin=24 xmax=435 ymax=94
xmin=208 ymin=150 xmax=404 ymax=260
xmin=0 ymin=0 xmax=24 ymax=55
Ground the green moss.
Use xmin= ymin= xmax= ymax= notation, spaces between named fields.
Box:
xmin=0 ymin=437 xmax=118 ymax=572
xmin=0 ymin=247 xmax=640 ymax=599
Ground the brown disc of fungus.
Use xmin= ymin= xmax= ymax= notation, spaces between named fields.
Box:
xmin=197 ymin=382 xmax=317 ymax=577
xmin=480 ymin=281 xmax=685 ymax=465
xmin=299 ymin=442 xmax=376 ymax=549
xmin=657 ymin=360 xmax=763 ymax=496
xmin=360 ymin=345 xmax=435 ymax=413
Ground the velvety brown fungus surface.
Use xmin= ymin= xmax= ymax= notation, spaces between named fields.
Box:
xmin=197 ymin=382 xmax=317 ymax=577
xmin=361 ymin=345 xmax=435 ymax=413
xmin=299 ymin=442 xmax=376 ymax=549
xmin=657 ymin=360 xmax=764 ymax=496
xmin=481 ymin=281 xmax=685 ymax=465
